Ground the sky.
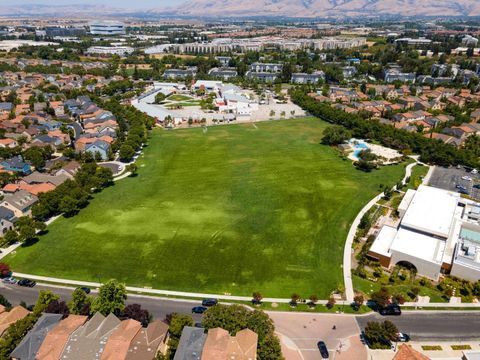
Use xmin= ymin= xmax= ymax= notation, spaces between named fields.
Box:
xmin=1 ymin=0 xmax=186 ymax=8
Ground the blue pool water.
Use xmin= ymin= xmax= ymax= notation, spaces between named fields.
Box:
xmin=351 ymin=142 xmax=369 ymax=160
xmin=460 ymin=227 xmax=480 ymax=243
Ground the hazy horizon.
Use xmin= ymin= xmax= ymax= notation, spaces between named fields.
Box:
xmin=0 ymin=0 xmax=186 ymax=8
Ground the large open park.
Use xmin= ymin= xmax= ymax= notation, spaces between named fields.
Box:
xmin=5 ymin=118 xmax=407 ymax=298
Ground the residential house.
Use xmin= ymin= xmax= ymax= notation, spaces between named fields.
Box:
xmin=208 ymin=68 xmax=238 ymax=80
xmin=471 ymin=109 xmax=480 ymax=123
xmin=54 ymin=161 xmax=81 ymax=179
xmin=0 ymin=156 xmax=31 ymax=174
xmin=249 ymin=63 xmax=283 ymax=73
xmin=0 ymin=138 xmax=18 ymax=148
xmin=85 ymin=140 xmax=110 ymax=160
xmin=1 ymin=190 xmax=38 ymax=217
xmin=22 ymin=171 xmax=70 ymax=187
xmin=245 ymin=72 xmax=278 ymax=82
xmin=163 ymin=68 xmax=197 ymax=79
xmin=36 ymin=315 xmax=88 ymax=360
xmin=11 ymin=313 xmax=63 ymax=360
xmin=60 ymin=313 xmax=121 ymax=360
xmin=384 ymin=68 xmax=416 ymax=83
xmin=0 ymin=206 xmax=15 ymax=234
xmin=173 ymin=326 xmax=207 ymax=360
xmin=0 ymin=306 xmax=30 ymax=336
xmin=125 ymin=320 xmax=170 ymax=360
xmin=291 ymin=71 xmax=325 ymax=84
xmin=342 ymin=66 xmax=357 ymax=78
xmin=101 ymin=319 xmax=142 ymax=360
xmin=201 ymin=328 xmax=258 ymax=360
xmin=0 ymin=102 xmax=13 ymax=114
xmin=428 ymin=133 xmax=463 ymax=147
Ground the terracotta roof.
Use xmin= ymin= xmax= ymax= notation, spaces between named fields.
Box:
xmin=393 ymin=344 xmax=429 ymax=360
xmin=0 ymin=306 xmax=30 ymax=335
xmin=36 ymin=315 xmax=88 ymax=360
xmin=101 ymin=319 xmax=142 ymax=360
xmin=126 ymin=320 xmax=169 ymax=360
xmin=201 ymin=328 xmax=258 ymax=360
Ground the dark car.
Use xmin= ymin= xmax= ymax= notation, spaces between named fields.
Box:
xmin=380 ymin=304 xmax=401 ymax=316
xmin=79 ymin=287 xmax=91 ymax=294
xmin=396 ymin=333 xmax=410 ymax=342
xmin=192 ymin=306 xmax=208 ymax=314
xmin=17 ymin=279 xmax=36 ymax=287
xmin=317 ymin=341 xmax=329 ymax=359
xmin=202 ymin=298 xmax=218 ymax=307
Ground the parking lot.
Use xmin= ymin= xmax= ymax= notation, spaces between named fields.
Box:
xmin=428 ymin=166 xmax=480 ymax=200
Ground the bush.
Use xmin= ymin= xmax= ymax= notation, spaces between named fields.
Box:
xmin=326 ymin=297 xmax=336 ymax=309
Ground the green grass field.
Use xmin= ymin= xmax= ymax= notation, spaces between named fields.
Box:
xmin=6 ymin=118 xmax=407 ymax=298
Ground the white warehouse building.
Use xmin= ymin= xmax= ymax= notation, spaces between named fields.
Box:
xmin=368 ymin=185 xmax=480 ymax=282
xmin=89 ymin=21 xmax=126 ymax=36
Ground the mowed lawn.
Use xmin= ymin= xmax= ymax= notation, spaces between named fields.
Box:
xmin=6 ymin=118 xmax=406 ymax=298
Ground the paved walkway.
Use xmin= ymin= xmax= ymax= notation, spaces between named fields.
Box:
xmin=343 ymin=161 xmax=420 ymax=302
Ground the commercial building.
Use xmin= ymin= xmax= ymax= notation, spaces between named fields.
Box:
xmin=368 ymin=185 xmax=480 ymax=282
xmin=89 ymin=21 xmax=125 ymax=36
xmin=291 ymin=71 xmax=325 ymax=84
xmin=86 ymin=46 xmax=134 ymax=56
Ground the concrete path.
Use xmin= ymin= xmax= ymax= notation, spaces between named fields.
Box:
xmin=343 ymin=161 xmax=419 ymax=302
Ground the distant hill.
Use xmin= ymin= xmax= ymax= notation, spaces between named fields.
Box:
xmin=1 ymin=0 xmax=480 ymax=18
xmin=163 ymin=0 xmax=480 ymax=18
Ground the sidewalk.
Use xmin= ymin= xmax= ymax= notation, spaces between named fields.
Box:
xmin=343 ymin=161 xmax=419 ymax=302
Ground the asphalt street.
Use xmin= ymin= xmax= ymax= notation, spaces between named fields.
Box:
xmin=0 ymin=282 xmax=203 ymax=322
xmin=357 ymin=311 xmax=480 ymax=341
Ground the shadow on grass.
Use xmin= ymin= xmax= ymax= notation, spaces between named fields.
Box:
xmin=21 ymin=237 xmax=39 ymax=248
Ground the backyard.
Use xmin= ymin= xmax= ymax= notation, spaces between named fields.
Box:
xmin=5 ymin=118 xmax=407 ymax=298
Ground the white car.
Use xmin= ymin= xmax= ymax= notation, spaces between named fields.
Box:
xmin=396 ymin=333 xmax=410 ymax=342
xmin=2 ymin=277 xmax=17 ymax=284
xmin=462 ymin=176 xmax=473 ymax=181
xmin=472 ymin=169 xmax=478 ymax=174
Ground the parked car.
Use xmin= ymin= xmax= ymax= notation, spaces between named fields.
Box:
xmin=17 ymin=279 xmax=36 ymax=287
xmin=379 ymin=304 xmax=401 ymax=316
xmin=462 ymin=176 xmax=472 ymax=181
xmin=79 ymin=287 xmax=91 ymax=294
xmin=2 ymin=277 xmax=17 ymax=284
xmin=396 ymin=333 xmax=410 ymax=342
xmin=317 ymin=341 xmax=329 ymax=359
xmin=192 ymin=306 xmax=208 ymax=314
xmin=473 ymin=184 xmax=480 ymax=189
xmin=202 ymin=298 xmax=218 ymax=307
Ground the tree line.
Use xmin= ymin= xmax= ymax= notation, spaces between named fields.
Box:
xmin=290 ymin=88 xmax=480 ymax=169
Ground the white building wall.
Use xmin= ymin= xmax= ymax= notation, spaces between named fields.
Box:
xmin=450 ymin=262 xmax=480 ymax=282
xmin=390 ymin=250 xmax=442 ymax=281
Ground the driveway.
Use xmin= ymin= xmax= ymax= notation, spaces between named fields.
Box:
xmin=269 ymin=312 xmax=367 ymax=360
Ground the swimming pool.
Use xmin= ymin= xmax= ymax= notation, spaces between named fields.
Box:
xmin=351 ymin=142 xmax=369 ymax=161
xmin=460 ymin=227 xmax=480 ymax=243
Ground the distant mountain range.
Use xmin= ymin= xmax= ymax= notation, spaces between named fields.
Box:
xmin=1 ymin=0 xmax=480 ymax=18
xmin=163 ymin=0 xmax=480 ymax=18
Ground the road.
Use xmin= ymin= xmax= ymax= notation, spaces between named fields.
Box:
xmin=0 ymin=282 xmax=203 ymax=322
xmin=357 ymin=312 xmax=480 ymax=341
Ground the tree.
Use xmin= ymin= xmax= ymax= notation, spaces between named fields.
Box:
xmin=154 ymin=92 xmax=166 ymax=104
xmin=120 ymin=304 xmax=151 ymax=327
xmin=166 ymin=313 xmax=194 ymax=358
xmin=126 ymin=163 xmax=137 ymax=176
xmin=353 ymin=294 xmax=364 ymax=310
xmin=33 ymin=290 xmax=59 ymax=315
xmin=59 ymin=196 xmax=79 ymax=217
xmin=321 ymin=125 xmax=352 ymax=145
xmin=252 ymin=292 xmax=263 ymax=305
xmin=290 ymin=293 xmax=300 ymax=306
xmin=119 ymin=144 xmax=135 ymax=162
xmin=91 ymin=279 xmax=127 ymax=316
xmin=308 ymin=294 xmax=318 ymax=307
xmin=0 ymin=294 xmax=11 ymax=309
xmin=326 ymin=297 xmax=336 ymax=309
xmin=68 ymin=288 xmax=91 ymax=315
xmin=15 ymin=217 xmax=46 ymax=243
xmin=370 ymin=287 xmax=390 ymax=308
xmin=45 ymin=300 xmax=70 ymax=319
xmin=202 ymin=305 xmax=283 ymax=360
xmin=0 ymin=263 xmax=10 ymax=278
xmin=3 ymin=230 xmax=18 ymax=245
